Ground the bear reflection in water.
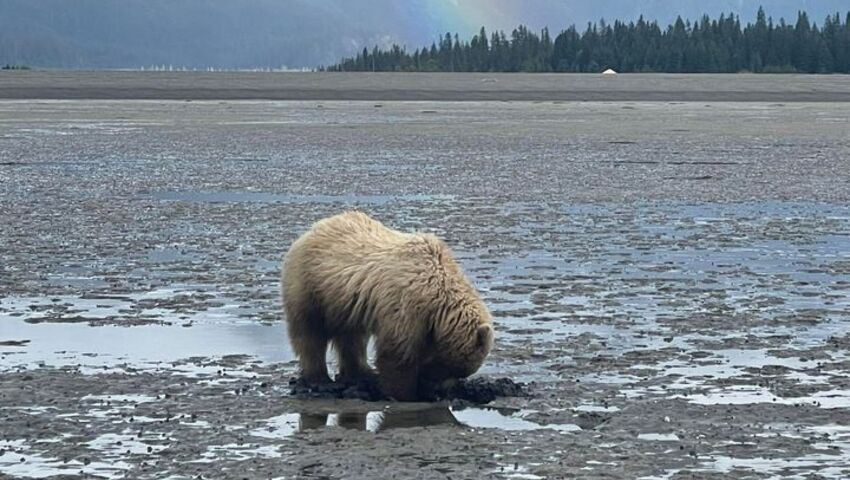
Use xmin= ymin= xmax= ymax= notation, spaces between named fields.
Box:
xmin=299 ymin=407 xmax=462 ymax=433
xmin=261 ymin=407 xmax=572 ymax=437
xmin=283 ymin=406 xmax=531 ymax=434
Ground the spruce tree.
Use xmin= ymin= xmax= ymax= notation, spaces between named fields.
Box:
xmin=327 ymin=7 xmax=849 ymax=74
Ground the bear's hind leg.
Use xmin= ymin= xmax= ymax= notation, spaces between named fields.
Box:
xmin=333 ymin=332 xmax=374 ymax=383
xmin=292 ymin=326 xmax=331 ymax=384
xmin=283 ymin=266 xmax=332 ymax=384
xmin=285 ymin=304 xmax=331 ymax=384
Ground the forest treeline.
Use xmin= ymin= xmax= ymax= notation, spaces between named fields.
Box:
xmin=326 ymin=8 xmax=850 ymax=73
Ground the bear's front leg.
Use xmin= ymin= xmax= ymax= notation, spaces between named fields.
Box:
xmin=333 ymin=334 xmax=376 ymax=384
xmin=376 ymin=352 xmax=419 ymax=401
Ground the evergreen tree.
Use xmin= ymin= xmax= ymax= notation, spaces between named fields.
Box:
xmin=327 ymin=7 xmax=850 ymax=74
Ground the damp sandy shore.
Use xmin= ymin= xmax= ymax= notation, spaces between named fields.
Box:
xmin=1 ymin=98 xmax=849 ymax=479
xmin=1 ymin=71 xmax=850 ymax=101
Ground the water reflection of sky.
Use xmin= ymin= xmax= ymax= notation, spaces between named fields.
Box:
xmin=0 ymin=319 xmax=292 ymax=370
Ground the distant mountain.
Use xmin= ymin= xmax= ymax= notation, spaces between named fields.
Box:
xmin=1 ymin=0 xmax=847 ymax=69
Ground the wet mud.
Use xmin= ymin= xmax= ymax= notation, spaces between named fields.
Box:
xmin=2 ymin=72 xmax=850 ymax=102
xmin=289 ymin=376 xmax=529 ymax=404
xmin=289 ymin=377 xmax=386 ymax=402
xmin=427 ymin=377 xmax=530 ymax=404
xmin=1 ymin=96 xmax=849 ymax=479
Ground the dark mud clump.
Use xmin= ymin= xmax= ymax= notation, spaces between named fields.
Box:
xmin=428 ymin=377 xmax=529 ymax=404
xmin=289 ymin=377 xmax=386 ymax=401
xmin=289 ymin=376 xmax=528 ymax=404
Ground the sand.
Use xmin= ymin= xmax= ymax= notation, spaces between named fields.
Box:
xmin=1 ymin=71 xmax=850 ymax=101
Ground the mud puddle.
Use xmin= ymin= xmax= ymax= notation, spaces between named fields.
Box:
xmin=0 ymin=439 xmax=130 ymax=480
xmin=0 ymin=317 xmax=291 ymax=371
xmin=252 ymin=406 xmax=580 ymax=438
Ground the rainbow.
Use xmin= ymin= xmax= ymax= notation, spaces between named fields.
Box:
xmin=388 ymin=1 xmax=812 ymax=50
xmin=413 ymin=0 xmax=535 ymax=43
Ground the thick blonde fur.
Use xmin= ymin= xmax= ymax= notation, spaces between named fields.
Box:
xmin=281 ymin=211 xmax=494 ymax=401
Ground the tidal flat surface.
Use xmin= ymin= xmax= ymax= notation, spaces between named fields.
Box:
xmin=1 ymin=98 xmax=849 ymax=479
xmin=2 ymin=72 xmax=850 ymax=101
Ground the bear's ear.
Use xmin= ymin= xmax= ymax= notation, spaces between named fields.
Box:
xmin=476 ymin=325 xmax=493 ymax=349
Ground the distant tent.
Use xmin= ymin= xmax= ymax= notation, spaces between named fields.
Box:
xmin=602 ymin=68 xmax=618 ymax=75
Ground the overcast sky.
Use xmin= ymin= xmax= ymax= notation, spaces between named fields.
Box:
xmin=1 ymin=0 xmax=847 ymax=69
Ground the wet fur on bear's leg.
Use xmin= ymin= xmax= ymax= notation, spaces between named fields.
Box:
xmin=333 ymin=333 xmax=374 ymax=383
xmin=282 ymin=266 xmax=332 ymax=384
xmin=288 ymin=320 xmax=332 ymax=384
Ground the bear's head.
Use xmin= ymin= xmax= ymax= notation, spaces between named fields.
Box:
xmin=421 ymin=299 xmax=494 ymax=384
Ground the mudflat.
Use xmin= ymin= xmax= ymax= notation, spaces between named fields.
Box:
xmin=1 ymin=98 xmax=849 ymax=479
xmin=1 ymin=71 xmax=850 ymax=101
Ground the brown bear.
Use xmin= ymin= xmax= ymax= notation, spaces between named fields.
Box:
xmin=281 ymin=211 xmax=494 ymax=401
